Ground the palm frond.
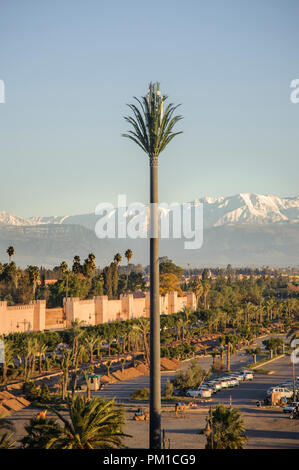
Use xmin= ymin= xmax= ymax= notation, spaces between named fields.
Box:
xmin=123 ymin=82 xmax=182 ymax=159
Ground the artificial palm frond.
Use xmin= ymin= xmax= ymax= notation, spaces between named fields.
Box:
xmin=123 ymin=82 xmax=183 ymax=158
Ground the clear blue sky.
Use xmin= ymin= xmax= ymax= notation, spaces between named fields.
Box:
xmin=0 ymin=0 xmax=298 ymax=217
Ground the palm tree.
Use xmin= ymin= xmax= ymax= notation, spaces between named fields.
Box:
xmin=202 ymin=280 xmax=210 ymax=310
xmin=61 ymin=349 xmax=72 ymax=400
xmin=124 ymin=249 xmax=133 ymax=290
xmin=191 ymin=279 xmax=203 ymax=308
xmin=114 ymin=253 xmax=122 ymax=265
xmin=205 ymin=404 xmax=247 ymax=449
xmin=120 ymin=358 xmax=126 ymax=372
xmin=123 ymin=81 xmax=182 ymax=449
xmin=72 ymin=255 xmax=82 ymax=274
xmin=0 ymin=338 xmax=14 ymax=383
xmin=22 ymin=396 xmax=129 ymax=448
xmin=105 ymin=360 xmax=112 ymax=377
xmin=0 ymin=417 xmax=16 ymax=449
xmin=84 ymin=331 xmax=99 ymax=363
xmin=133 ymin=318 xmax=150 ymax=366
xmin=60 ymin=261 xmax=69 ymax=298
xmin=6 ymin=246 xmax=14 ymax=263
xmin=26 ymin=265 xmax=40 ymax=300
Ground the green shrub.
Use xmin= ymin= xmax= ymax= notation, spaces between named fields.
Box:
xmin=163 ymin=379 xmax=174 ymax=399
xmin=130 ymin=387 xmax=150 ymax=400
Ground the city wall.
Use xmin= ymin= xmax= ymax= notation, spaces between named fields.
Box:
xmin=0 ymin=291 xmax=196 ymax=334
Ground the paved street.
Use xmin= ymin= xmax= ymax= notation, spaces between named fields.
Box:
xmin=94 ymin=336 xmax=299 ymax=449
xmin=94 ymin=335 xmax=272 ymax=404
xmin=6 ymin=335 xmax=299 ymax=449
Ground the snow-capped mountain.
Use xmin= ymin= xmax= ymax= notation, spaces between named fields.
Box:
xmin=196 ymin=193 xmax=299 ymax=227
xmin=1 ymin=193 xmax=299 ymax=267
xmin=1 ymin=193 xmax=299 ymax=229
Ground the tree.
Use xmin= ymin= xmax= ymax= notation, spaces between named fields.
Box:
xmin=205 ymin=405 xmax=247 ymax=449
xmin=224 ymin=334 xmax=237 ymax=372
xmin=202 ymin=280 xmax=210 ymax=309
xmin=163 ymin=379 xmax=174 ymax=399
xmin=37 ymin=340 xmax=48 ymax=374
xmin=6 ymin=246 xmax=15 ymax=263
xmin=26 ymin=265 xmax=40 ymax=300
xmin=190 ymin=279 xmax=203 ymax=308
xmin=60 ymin=261 xmax=69 ymax=298
xmin=114 ymin=253 xmax=122 ymax=266
xmin=0 ymin=417 xmax=16 ymax=449
xmin=133 ymin=318 xmax=150 ymax=366
xmin=72 ymin=255 xmax=82 ymax=274
xmin=124 ymin=249 xmax=133 ymax=290
xmin=61 ymin=350 xmax=72 ymax=400
xmin=160 ymin=273 xmax=182 ymax=296
xmin=263 ymin=337 xmax=283 ymax=359
xmin=22 ymin=395 xmax=128 ymax=449
xmin=84 ymin=331 xmax=99 ymax=363
xmin=0 ymin=338 xmax=14 ymax=383
xmin=123 ymin=81 xmax=182 ymax=449
xmin=83 ymin=253 xmax=96 ymax=278
xmin=246 ymin=347 xmax=261 ymax=364
xmin=106 ymin=360 xmax=112 ymax=377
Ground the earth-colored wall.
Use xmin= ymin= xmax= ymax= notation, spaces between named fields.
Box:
xmin=0 ymin=292 xmax=196 ymax=334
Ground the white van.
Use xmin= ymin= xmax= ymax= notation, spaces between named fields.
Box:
xmin=266 ymin=387 xmax=293 ymax=399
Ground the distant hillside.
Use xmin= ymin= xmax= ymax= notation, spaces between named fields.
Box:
xmin=1 ymin=193 xmax=299 ymax=229
xmin=0 ymin=222 xmax=298 ymax=268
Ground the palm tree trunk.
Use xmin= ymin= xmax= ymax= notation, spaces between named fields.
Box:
xmin=149 ymin=156 xmax=161 ymax=449
xmin=2 ymin=360 xmax=7 ymax=383
xmin=227 ymin=343 xmax=231 ymax=372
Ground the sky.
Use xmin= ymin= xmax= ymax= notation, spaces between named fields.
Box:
xmin=0 ymin=0 xmax=298 ymax=217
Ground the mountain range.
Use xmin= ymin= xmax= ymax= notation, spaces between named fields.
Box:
xmin=0 ymin=193 xmax=298 ymax=267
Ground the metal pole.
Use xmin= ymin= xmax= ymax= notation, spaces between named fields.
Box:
xmin=292 ymin=354 xmax=296 ymax=401
xmin=149 ymin=155 xmax=161 ymax=449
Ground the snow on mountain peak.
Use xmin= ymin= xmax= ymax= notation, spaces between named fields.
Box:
xmin=1 ymin=193 xmax=299 ymax=230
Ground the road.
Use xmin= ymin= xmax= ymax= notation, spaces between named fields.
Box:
xmin=94 ymin=335 xmax=273 ymax=404
xmin=93 ymin=335 xmax=299 ymax=448
xmin=6 ymin=334 xmax=298 ymax=449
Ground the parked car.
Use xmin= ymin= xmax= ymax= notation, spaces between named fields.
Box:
xmin=283 ymin=402 xmax=299 ymax=414
xmin=227 ymin=377 xmax=240 ymax=387
xmin=206 ymin=382 xmax=219 ymax=393
xmin=186 ymin=388 xmax=212 ymax=398
xmin=218 ymin=379 xmax=229 ymax=388
xmin=221 ymin=377 xmax=235 ymax=387
xmin=229 ymin=372 xmax=244 ymax=381
xmin=266 ymin=387 xmax=293 ymax=399
xmin=240 ymin=370 xmax=254 ymax=381
xmin=208 ymin=380 xmax=222 ymax=392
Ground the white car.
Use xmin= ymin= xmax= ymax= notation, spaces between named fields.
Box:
xmin=230 ymin=372 xmax=245 ymax=381
xmin=208 ymin=381 xmax=222 ymax=391
xmin=240 ymin=370 xmax=254 ymax=381
xmin=186 ymin=388 xmax=212 ymax=398
xmin=222 ymin=377 xmax=236 ymax=387
xmin=266 ymin=387 xmax=293 ymax=399
xmin=219 ymin=379 xmax=229 ymax=388
xmin=227 ymin=377 xmax=240 ymax=387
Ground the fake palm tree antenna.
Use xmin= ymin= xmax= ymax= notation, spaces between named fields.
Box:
xmin=123 ymin=82 xmax=183 ymax=449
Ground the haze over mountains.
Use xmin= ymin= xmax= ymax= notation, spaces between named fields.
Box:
xmin=0 ymin=193 xmax=298 ymax=267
